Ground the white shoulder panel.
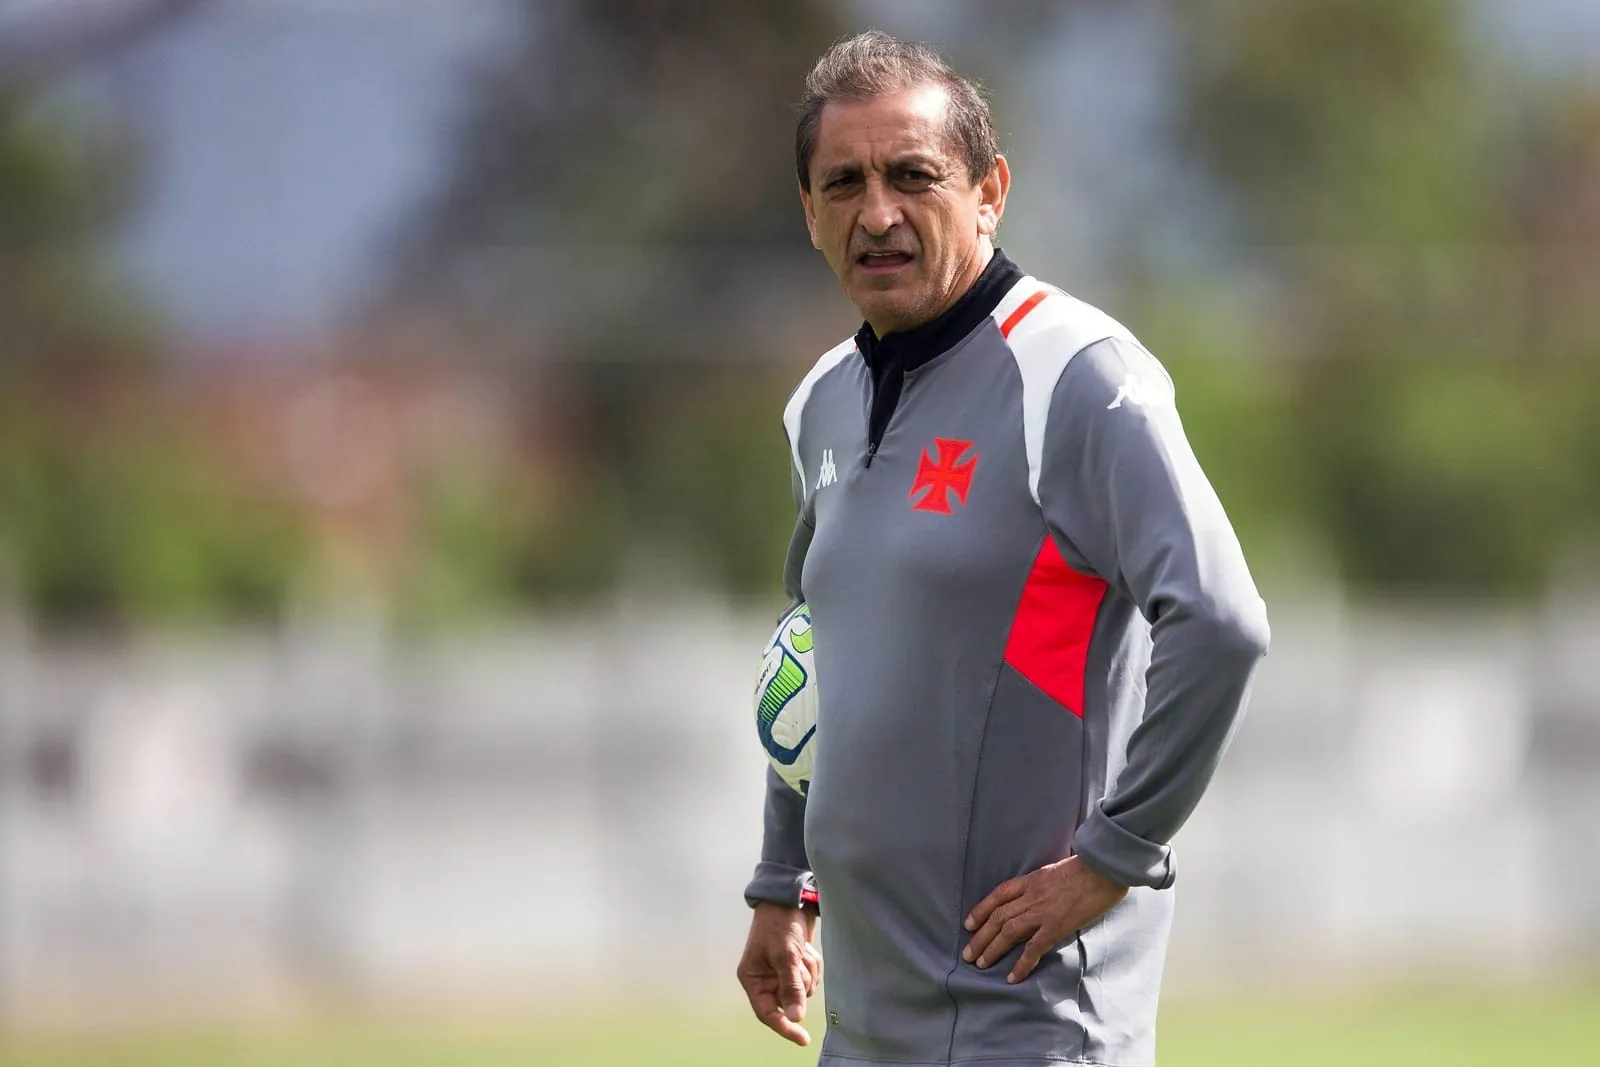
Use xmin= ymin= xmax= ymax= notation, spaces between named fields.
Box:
xmin=992 ymin=276 xmax=1140 ymax=504
xmin=783 ymin=335 xmax=857 ymax=488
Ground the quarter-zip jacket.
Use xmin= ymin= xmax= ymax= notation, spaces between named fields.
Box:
xmin=859 ymin=251 xmax=1026 ymax=465
xmin=747 ymin=254 xmax=1269 ymax=1067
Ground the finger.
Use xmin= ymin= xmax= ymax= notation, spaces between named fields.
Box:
xmin=964 ymin=877 xmax=1027 ymax=932
xmin=740 ymin=972 xmax=778 ymax=1020
xmin=738 ymin=966 xmax=771 ymax=999
xmin=974 ymin=915 xmax=1038 ymax=970
xmin=781 ymin=958 xmax=809 ymax=1023
xmin=754 ymin=989 xmax=812 ymax=1046
xmin=963 ymin=898 xmax=1026 ymax=963
xmin=962 ymin=918 xmax=998 ymax=964
xmin=801 ymin=943 xmax=823 ymax=994
xmin=1008 ymin=929 xmax=1056 ymax=984
xmin=769 ymin=1016 xmax=811 ymax=1046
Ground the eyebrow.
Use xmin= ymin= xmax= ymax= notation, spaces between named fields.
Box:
xmin=887 ymin=155 xmax=944 ymax=173
xmin=819 ymin=155 xmax=945 ymax=185
xmin=819 ymin=163 xmax=861 ymax=186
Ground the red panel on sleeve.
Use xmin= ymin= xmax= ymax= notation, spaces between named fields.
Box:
xmin=1003 ymin=537 xmax=1108 ymax=717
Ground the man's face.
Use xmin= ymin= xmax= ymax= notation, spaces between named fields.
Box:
xmin=801 ymin=84 xmax=1008 ymax=336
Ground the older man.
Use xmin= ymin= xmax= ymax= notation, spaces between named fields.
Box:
xmin=737 ymin=31 xmax=1269 ymax=1067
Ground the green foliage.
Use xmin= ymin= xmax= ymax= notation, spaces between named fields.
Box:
xmin=389 ymin=363 xmax=797 ymax=622
xmin=384 ymin=0 xmax=1600 ymax=605
xmin=398 ymin=457 xmax=625 ymax=621
xmin=393 ymin=0 xmax=845 ymax=287
xmin=0 ymin=411 xmax=309 ymax=627
xmin=1175 ymin=0 xmax=1483 ymax=245
xmin=1294 ymin=354 xmax=1600 ymax=593
xmin=14 ymin=2 xmax=1591 ymax=620
xmin=0 ymin=92 xmax=307 ymax=626
xmin=1167 ymin=0 xmax=1600 ymax=595
xmin=622 ymin=369 xmax=797 ymax=596
xmin=0 ymin=91 xmax=150 ymax=380
xmin=1133 ymin=291 xmax=1311 ymax=566
xmin=385 ymin=0 xmax=845 ymax=608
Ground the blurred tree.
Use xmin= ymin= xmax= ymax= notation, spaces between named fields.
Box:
xmin=391 ymin=0 xmax=1600 ymax=603
xmin=386 ymin=0 xmax=848 ymax=602
xmin=0 ymin=3 xmax=308 ymax=628
xmin=1169 ymin=0 xmax=1600 ymax=595
xmin=391 ymin=0 xmax=850 ymax=321
xmin=0 ymin=86 xmax=145 ymax=383
xmin=0 ymin=0 xmax=212 ymax=380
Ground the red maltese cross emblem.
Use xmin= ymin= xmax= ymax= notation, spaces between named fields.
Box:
xmin=909 ymin=438 xmax=978 ymax=514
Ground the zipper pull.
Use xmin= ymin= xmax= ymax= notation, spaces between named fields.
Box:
xmin=865 ymin=440 xmax=878 ymax=468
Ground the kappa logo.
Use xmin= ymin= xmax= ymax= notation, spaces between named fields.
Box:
xmin=1106 ymin=371 xmax=1173 ymax=411
xmin=814 ymin=449 xmax=838 ymax=490
xmin=909 ymin=438 xmax=978 ymax=513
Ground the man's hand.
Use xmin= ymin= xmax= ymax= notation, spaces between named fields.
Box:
xmin=963 ymin=857 xmax=1128 ymax=984
xmin=737 ymin=902 xmax=822 ymax=1046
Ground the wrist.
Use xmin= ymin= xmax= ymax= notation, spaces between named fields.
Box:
xmin=1072 ymin=854 xmax=1127 ymax=892
xmin=754 ymin=899 xmax=818 ymax=937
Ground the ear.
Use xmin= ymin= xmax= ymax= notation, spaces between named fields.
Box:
xmin=976 ymin=154 xmax=1010 ymax=238
xmin=799 ymin=183 xmax=821 ymax=250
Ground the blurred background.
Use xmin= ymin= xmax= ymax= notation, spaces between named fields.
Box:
xmin=1 ymin=1 xmax=1598 ymax=1064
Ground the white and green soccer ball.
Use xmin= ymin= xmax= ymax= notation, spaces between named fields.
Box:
xmin=754 ymin=601 xmax=818 ymax=795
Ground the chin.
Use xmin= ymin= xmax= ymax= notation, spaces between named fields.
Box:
xmin=851 ymin=290 xmax=924 ymax=332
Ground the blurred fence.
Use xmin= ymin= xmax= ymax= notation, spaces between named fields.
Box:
xmin=1 ymin=592 xmax=1599 ymax=1024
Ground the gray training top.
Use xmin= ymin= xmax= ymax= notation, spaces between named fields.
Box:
xmin=746 ymin=253 xmax=1269 ymax=1067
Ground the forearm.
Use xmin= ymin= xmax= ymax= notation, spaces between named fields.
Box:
xmin=1038 ymin=338 xmax=1270 ymax=890
xmin=747 ymin=456 xmax=818 ymax=908
xmin=1074 ymin=600 xmax=1268 ymax=888
xmin=746 ymin=766 xmax=816 ymax=908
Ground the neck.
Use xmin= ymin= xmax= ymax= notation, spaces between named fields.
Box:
xmin=852 ymin=247 xmax=1022 ymax=375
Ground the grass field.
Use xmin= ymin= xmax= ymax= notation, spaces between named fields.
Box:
xmin=6 ymin=987 xmax=1599 ymax=1066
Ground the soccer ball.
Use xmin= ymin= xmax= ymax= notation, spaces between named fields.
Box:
xmin=754 ymin=601 xmax=818 ymax=795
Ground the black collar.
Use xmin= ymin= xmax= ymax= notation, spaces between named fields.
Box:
xmin=854 ymin=249 xmax=1024 ymax=374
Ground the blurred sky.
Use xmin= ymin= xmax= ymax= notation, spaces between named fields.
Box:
xmin=27 ymin=0 xmax=1600 ymax=345
xmin=66 ymin=0 xmax=510 ymax=342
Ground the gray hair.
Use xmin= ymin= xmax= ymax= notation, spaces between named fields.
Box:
xmin=795 ymin=30 xmax=1000 ymax=190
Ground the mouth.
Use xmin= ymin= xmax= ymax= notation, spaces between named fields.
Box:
xmin=855 ymin=250 xmax=915 ymax=276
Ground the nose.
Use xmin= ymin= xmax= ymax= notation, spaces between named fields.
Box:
xmin=858 ymin=177 xmax=903 ymax=238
